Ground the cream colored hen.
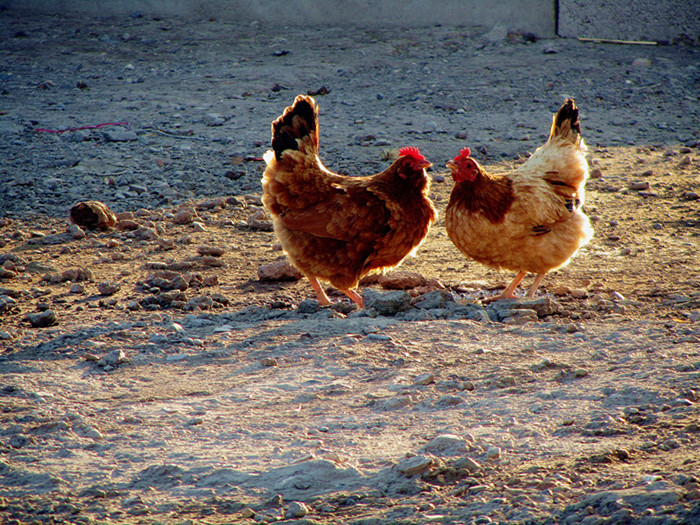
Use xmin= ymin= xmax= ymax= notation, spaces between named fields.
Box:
xmin=445 ymin=99 xmax=593 ymax=300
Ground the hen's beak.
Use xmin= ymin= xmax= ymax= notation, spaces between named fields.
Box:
xmin=417 ymin=159 xmax=432 ymax=170
xmin=446 ymin=160 xmax=457 ymax=171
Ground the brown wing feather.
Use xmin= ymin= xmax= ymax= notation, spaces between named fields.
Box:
xmin=277 ymin=184 xmax=390 ymax=241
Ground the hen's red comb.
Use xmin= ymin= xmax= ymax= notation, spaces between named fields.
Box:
xmin=399 ymin=146 xmax=426 ymax=162
xmin=456 ymin=147 xmax=471 ymax=160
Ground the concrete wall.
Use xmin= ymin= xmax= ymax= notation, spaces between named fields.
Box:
xmin=4 ymin=1 xmax=698 ymax=43
xmin=558 ymin=0 xmax=699 ymax=44
xmin=3 ymin=0 xmax=556 ymax=36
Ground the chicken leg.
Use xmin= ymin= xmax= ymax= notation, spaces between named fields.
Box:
xmin=525 ymin=273 xmax=546 ymax=298
xmin=309 ymin=276 xmax=363 ymax=308
xmin=485 ymin=271 xmax=547 ymax=302
xmin=308 ymin=276 xmax=332 ymax=306
xmin=484 ymin=270 xmax=527 ymax=303
xmin=340 ymin=288 xmax=364 ymax=309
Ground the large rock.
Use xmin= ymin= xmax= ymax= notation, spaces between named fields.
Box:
xmin=70 ymin=201 xmax=117 ymax=231
xmin=363 ymin=289 xmax=411 ymax=315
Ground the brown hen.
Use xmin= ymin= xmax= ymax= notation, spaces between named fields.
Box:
xmin=262 ymin=95 xmax=437 ymax=308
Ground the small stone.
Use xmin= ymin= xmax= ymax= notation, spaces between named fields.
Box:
xmin=68 ymin=223 xmax=86 ymax=239
xmin=202 ymin=275 xmax=219 ymax=287
xmin=455 ymin=457 xmax=481 ymax=472
xmin=258 ymin=259 xmax=302 ymax=281
xmin=590 ymin=168 xmax=603 ymax=179
xmin=116 ymin=211 xmax=135 ymax=221
xmin=436 ymin=395 xmax=464 ymax=407
xmin=225 ymin=169 xmax=245 ymax=180
xmin=0 ymin=268 xmax=17 ymax=279
xmin=629 ymin=181 xmax=650 ymax=191
xmin=413 ymin=373 xmax=435 ymax=386
xmin=26 ymin=309 xmax=58 ymax=328
xmin=423 ymin=434 xmax=468 ymax=456
xmin=285 ymin=501 xmax=309 ymax=519
xmin=197 ymin=245 xmax=225 ymax=257
xmin=502 ymin=310 xmax=538 ymax=325
xmin=117 ymin=219 xmax=140 ymax=231
xmin=166 ymin=353 xmax=189 ymax=362
xmin=496 ymin=376 xmax=517 ymax=387
xmin=239 ymin=508 xmax=255 ymax=519
xmin=136 ymin=227 xmax=158 ymax=241
xmin=397 ymin=455 xmax=433 ymax=476
xmin=205 ymin=113 xmax=226 ymax=126
xmin=61 ymin=267 xmax=93 ymax=282
xmin=85 ymin=427 xmax=104 ymax=440
xmin=70 ymin=283 xmax=85 ymax=294
xmin=102 ymin=127 xmax=137 ymax=142
xmin=98 ymin=349 xmax=130 ymax=368
xmin=171 ymin=275 xmax=189 ymax=291
xmin=571 ymin=288 xmax=588 ymax=299
xmin=262 ymin=357 xmax=278 ymax=367
xmin=377 ymin=396 xmax=412 ymax=410
xmin=97 ymin=281 xmax=121 ymax=296
xmin=0 ymin=296 xmax=18 ymax=314
xmin=157 ymin=238 xmax=175 ymax=250
xmin=201 ymin=255 xmax=225 ymax=267
xmin=486 ymin=446 xmax=501 ymax=459
xmin=173 ymin=209 xmax=196 ymax=225
xmin=378 ymin=271 xmax=427 ymax=290
xmin=246 ymin=211 xmax=273 ymax=231
xmin=192 ymin=222 xmax=207 ymax=232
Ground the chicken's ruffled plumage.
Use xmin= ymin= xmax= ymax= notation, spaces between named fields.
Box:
xmin=262 ymin=95 xmax=437 ymax=307
xmin=445 ymin=99 xmax=593 ymax=300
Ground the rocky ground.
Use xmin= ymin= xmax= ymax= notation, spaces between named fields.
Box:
xmin=1 ymin=9 xmax=699 ymax=525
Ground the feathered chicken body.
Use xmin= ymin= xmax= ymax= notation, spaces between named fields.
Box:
xmin=445 ymin=99 xmax=593 ymax=300
xmin=262 ymin=95 xmax=437 ymax=307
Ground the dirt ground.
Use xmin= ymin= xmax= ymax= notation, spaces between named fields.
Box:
xmin=1 ymin=10 xmax=699 ymax=525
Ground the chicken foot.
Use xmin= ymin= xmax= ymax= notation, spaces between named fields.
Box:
xmin=308 ymin=276 xmax=364 ymax=308
xmin=485 ymin=271 xmax=546 ymax=302
xmin=308 ymin=276 xmax=333 ymax=306
xmin=341 ymin=288 xmax=364 ymax=309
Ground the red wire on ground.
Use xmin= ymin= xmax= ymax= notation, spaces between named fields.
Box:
xmin=34 ymin=121 xmax=130 ymax=134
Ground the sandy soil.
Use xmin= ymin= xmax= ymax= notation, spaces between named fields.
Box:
xmin=0 ymin=10 xmax=699 ymax=525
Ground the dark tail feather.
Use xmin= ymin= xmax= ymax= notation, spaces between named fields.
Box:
xmin=271 ymin=95 xmax=318 ymax=161
xmin=549 ymin=98 xmax=581 ymax=144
